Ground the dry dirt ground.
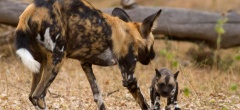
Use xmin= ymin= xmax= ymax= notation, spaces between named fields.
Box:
xmin=1 ymin=0 xmax=240 ymax=110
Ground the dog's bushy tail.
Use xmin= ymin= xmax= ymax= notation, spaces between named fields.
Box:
xmin=15 ymin=29 xmax=40 ymax=73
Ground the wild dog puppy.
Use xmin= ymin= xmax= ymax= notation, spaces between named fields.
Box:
xmin=150 ymin=68 xmax=181 ymax=110
xmin=15 ymin=0 xmax=161 ymax=109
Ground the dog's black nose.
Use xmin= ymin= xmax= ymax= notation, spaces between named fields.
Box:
xmin=163 ymin=91 xmax=168 ymax=95
xmin=161 ymin=92 xmax=169 ymax=97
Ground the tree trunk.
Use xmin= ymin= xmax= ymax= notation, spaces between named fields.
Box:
xmin=1 ymin=0 xmax=240 ymax=48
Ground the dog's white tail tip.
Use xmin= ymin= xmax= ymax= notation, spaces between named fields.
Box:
xmin=16 ymin=48 xmax=41 ymax=73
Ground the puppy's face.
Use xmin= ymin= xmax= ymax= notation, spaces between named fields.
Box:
xmin=154 ymin=69 xmax=179 ymax=98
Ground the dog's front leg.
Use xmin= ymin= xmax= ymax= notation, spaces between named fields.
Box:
xmin=166 ymin=82 xmax=181 ymax=110
xmin=150 ymin=87 xmax=161 ymax=110
xmin=118 ymin=56 xmax=150 ymax=109
xmin=81 ymin=63 xmax=106 ymax=110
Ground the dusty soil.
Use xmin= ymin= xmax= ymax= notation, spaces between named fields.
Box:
xmin=0 ymin=0 xmax=240 ymax=110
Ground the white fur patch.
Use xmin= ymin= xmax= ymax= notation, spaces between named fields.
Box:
xmin=16 ymin=48 xmax=40 ymax=73
xmin=60 ymin=46 xmax=64 ymax=52
xmin=171 ymin=87 xmax=176 ymax=96
xmin=153 ymin=96 xmax=160 ymax=109
xmin=152 ymin=20 xmax=158 ymax=30
xmin=94 ymin=93 xmax=104 ymax=108
xmin=93 ymin=80 xmax=104 ymax=108
xmin=97 ymin=48 xmax=113 ymax=60
xmin=97 ymin=48 xmax=116 ymax=65
xmin=128 ymin=75 xmax=131 ymax=80
xmin=36 ymin=27 xmax=56 ymax=51
xmin=55 ymin=34 xmax=60 ymax=40
xmin=174 ymin=101 xmax=180 ymax=108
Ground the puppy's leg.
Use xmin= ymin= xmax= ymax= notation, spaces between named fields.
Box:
xmin=81 ymin=63 xmax=106 ymax=110
xmin=118 ymin=55 xmax=150 ymax=109
xmin=165 ymin=82 xmax=181 ymax=110
xmin=150 ymin=87 xmax=155 ymax=108
xmin=173 ymin=82 xmax=181 ymax=110
xmin=150 ymin=87 xmax=161 ymax=110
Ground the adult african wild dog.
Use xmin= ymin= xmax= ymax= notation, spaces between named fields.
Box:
xmin=15 ymin=0 xmax=161 ymax=109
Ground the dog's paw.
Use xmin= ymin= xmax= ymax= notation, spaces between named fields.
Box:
xmin=153 ymin=107 xmax=161 ymax=110
xmin=174 ymin=107 xmax=181 ymax=110
xmin=165 ymin=106 xmax=171 ymax=110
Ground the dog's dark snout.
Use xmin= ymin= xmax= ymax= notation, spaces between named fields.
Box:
xmin=163 ymin=91 xmax=168 ymax=95
xmin=161 ymin=88 xmax=170 ymax=96
xmin=163 ymin=88 xmax=168 ymax=92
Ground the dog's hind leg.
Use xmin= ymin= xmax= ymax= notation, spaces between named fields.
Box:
xmin=32 ymin=46 xmax=65 ymax=109
xmin=81 ymin=63 xmax=106 ymax=110
xmin=29 ymin=65 xmax=43 ymax=105
xmin=26 ymin=55 xmax=49 ymax=110
xmin=29 ymin=64 xmax=49 ymax=110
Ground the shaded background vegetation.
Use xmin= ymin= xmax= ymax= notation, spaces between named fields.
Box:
xmin=0 ymin=0 xmax=239 ymax=110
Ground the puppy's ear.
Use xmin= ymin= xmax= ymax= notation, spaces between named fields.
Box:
xmin=155 ymin=69 xmax=161 ymax=78
xmin=174 ymin=71 xmax=179 ymax=80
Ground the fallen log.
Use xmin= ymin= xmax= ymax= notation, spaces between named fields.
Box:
xmin=0 ymin=0 xmax=27 ymax=27
xmin=104 ymin=7 xmax=240 ymax=49
xmin=0 ymin=0 xmax=240 ymax=48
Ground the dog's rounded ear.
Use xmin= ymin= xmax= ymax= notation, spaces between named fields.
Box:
xmin=155 ymin=69 xmax=161 ymax=78
xmin=141 ymin=9 xmax=162 ymax=38
xmin=112 ymin=8 xmax=132 ymax=22
xmin=174 ymin=71 xmax=179 ymax=80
